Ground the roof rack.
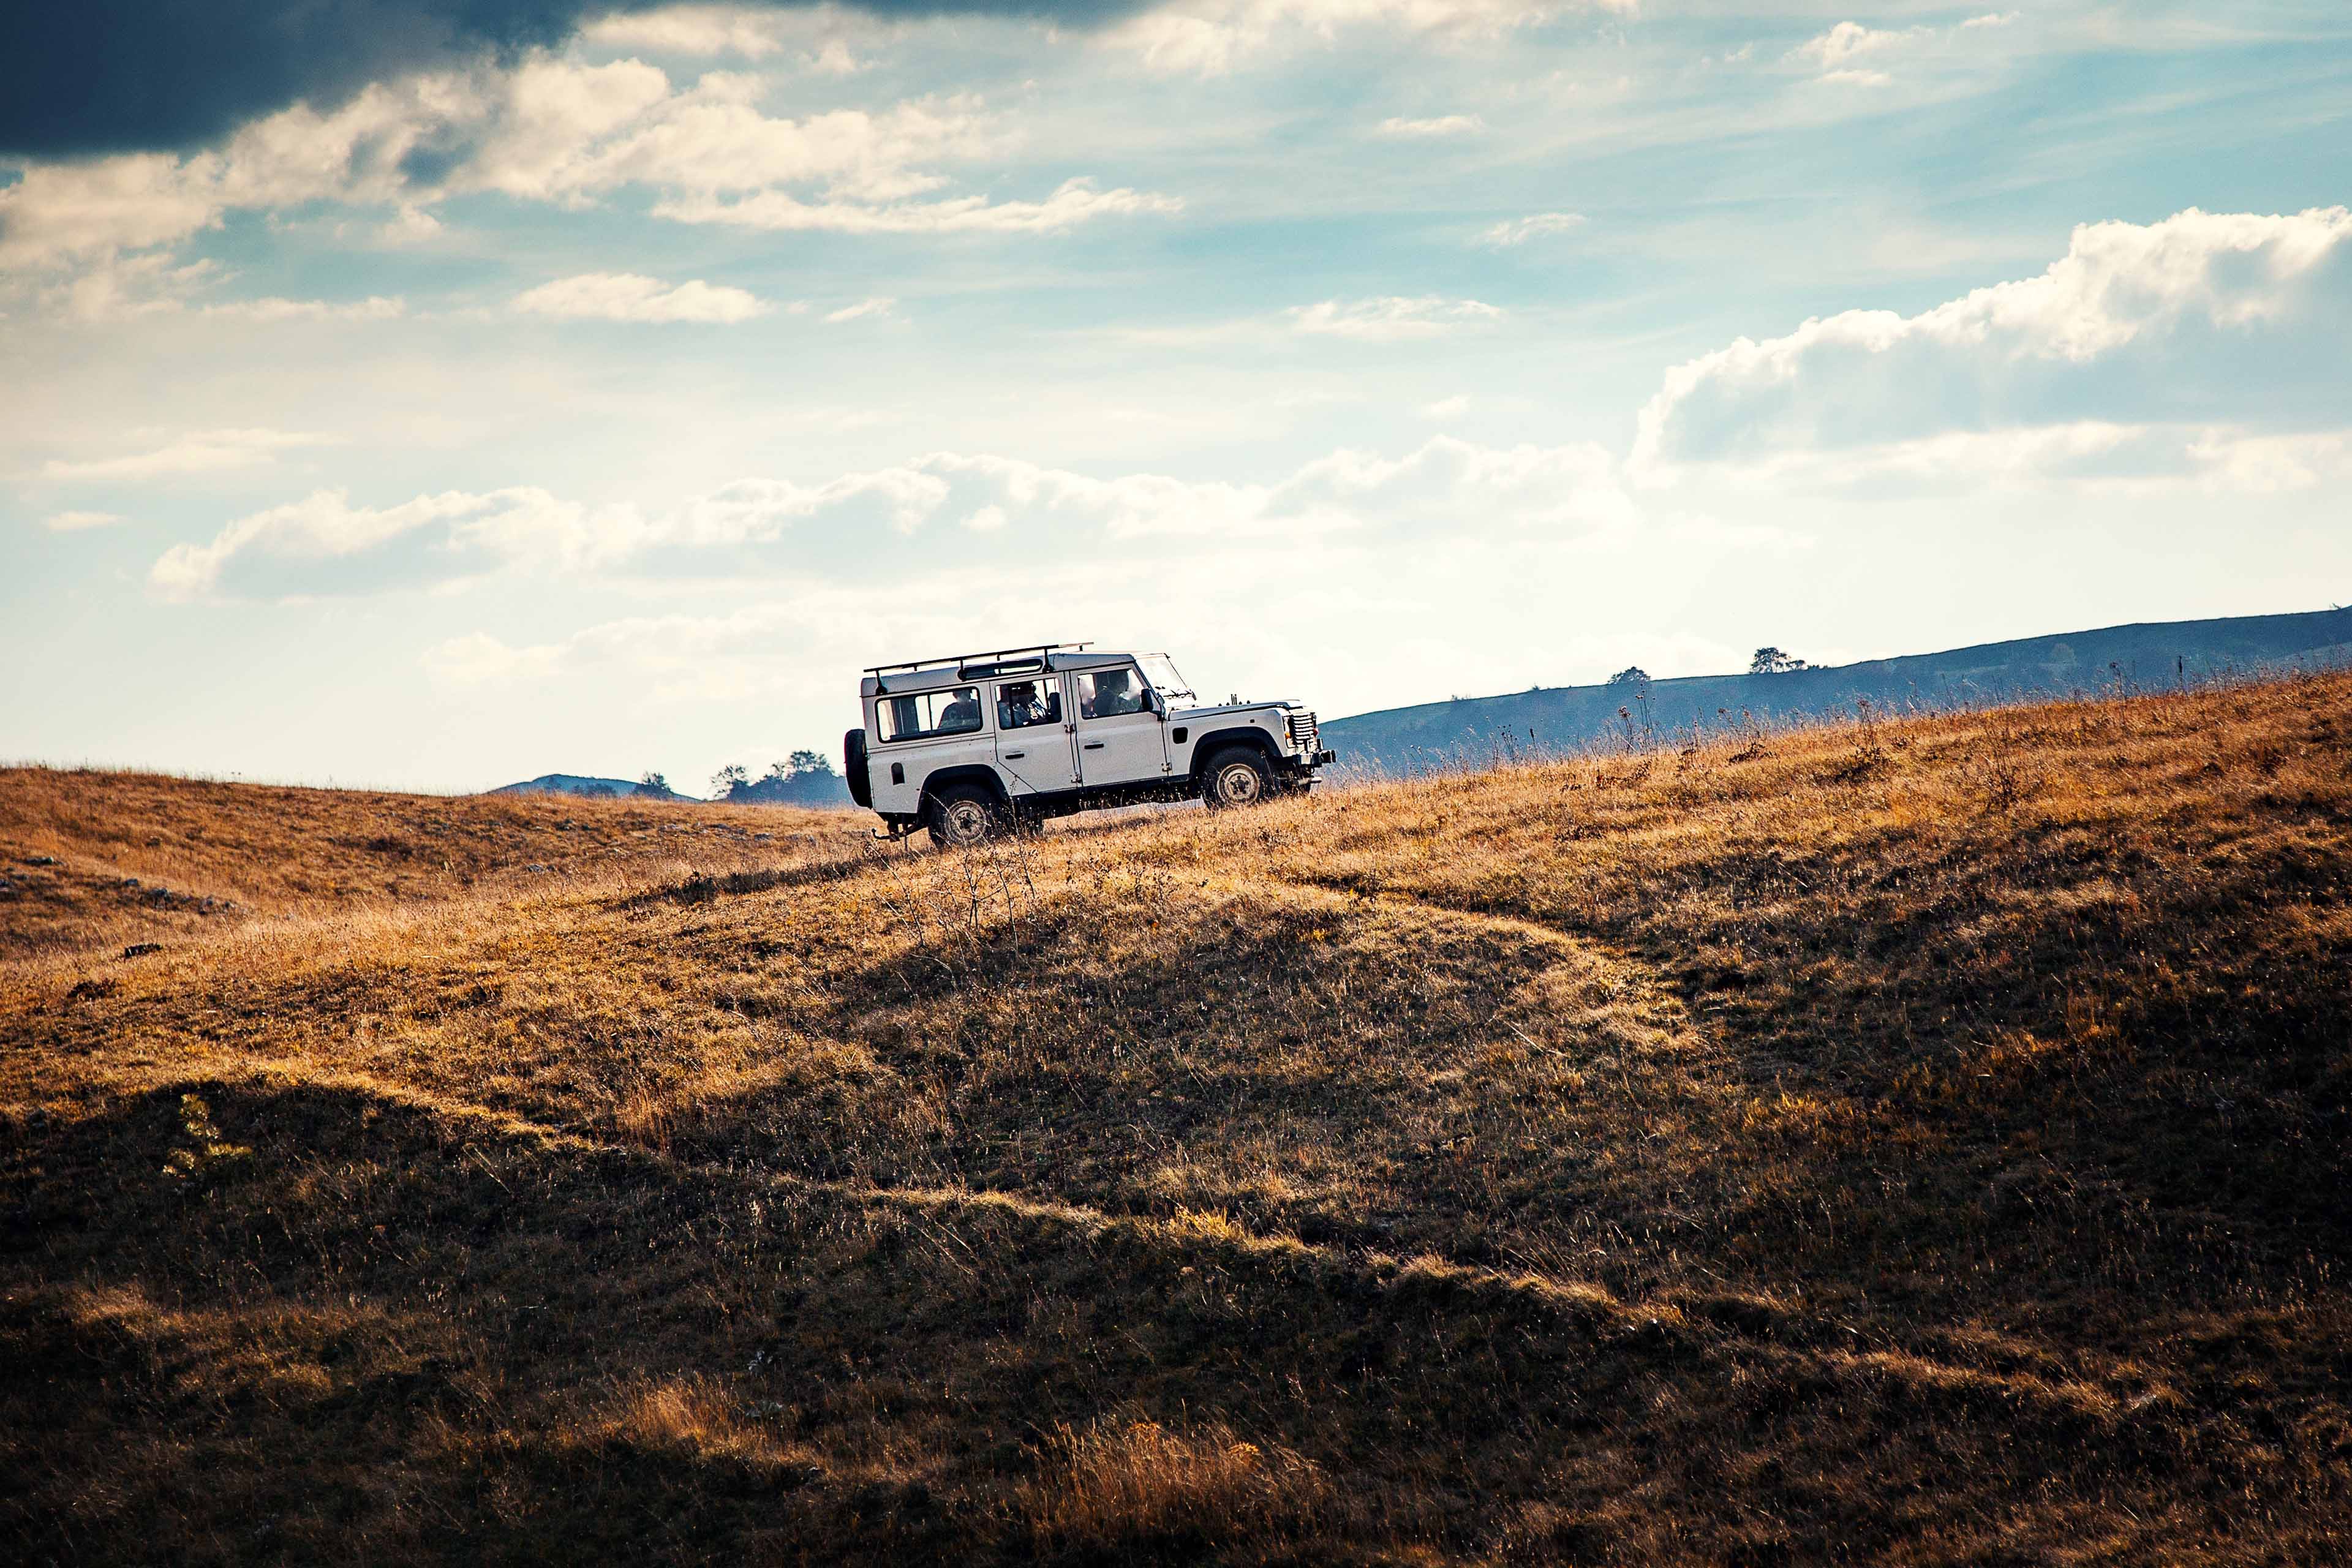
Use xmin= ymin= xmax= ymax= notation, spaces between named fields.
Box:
xmin=864 ymin=641 xmax=1091 ymax=676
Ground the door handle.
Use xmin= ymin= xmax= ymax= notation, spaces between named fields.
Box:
xmin=1004 ymin=751 xmax=1025 ymax=759
xmin=1083 ymin=742 xmax=1105 ymax=750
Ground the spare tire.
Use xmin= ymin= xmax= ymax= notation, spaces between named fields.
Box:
xmin=843 ymin=728 xmax=873 ymax=809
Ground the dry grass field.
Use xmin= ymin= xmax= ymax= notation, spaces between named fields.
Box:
xmin=5 ymin=673 xmax=2350 ymax=1565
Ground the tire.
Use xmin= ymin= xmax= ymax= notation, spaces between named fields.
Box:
xmin=842 ymin=728 xmax=872 ymax=809
xmin=1201 ymin=747 xmax=1273 ymax=810
xmin=925 ymin=783 xmax=1003 ymax=848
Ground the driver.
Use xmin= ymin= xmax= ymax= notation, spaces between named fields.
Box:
xmin=1089 ymin=668 xmax=1139 ymax=718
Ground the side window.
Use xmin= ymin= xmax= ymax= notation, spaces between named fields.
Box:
xmin=995 ymin=679 xmax=1063 ymax=731
xmin=878 ymin=686 xmax=984 ymax=742
xmin=1074 ymin=666 xmax=1152 ymax=720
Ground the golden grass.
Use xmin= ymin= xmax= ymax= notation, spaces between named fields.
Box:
xmin=4 ymin=673 xmax=2351 ymax=1564
xmin=1021 ymin=1417 xmax=1335 ymax=1552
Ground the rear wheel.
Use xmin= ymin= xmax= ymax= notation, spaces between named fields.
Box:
xmin=925 ymin=783 xmax=1003 ymax=848
xmin=1201 ymin=747 xmax=1273 ymax=810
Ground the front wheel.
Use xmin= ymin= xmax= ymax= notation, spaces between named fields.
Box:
xmin=925 ymin=784 xmax=1003 ymax=848
xmin=1201 ymin=747 xmax=1273 ymax=810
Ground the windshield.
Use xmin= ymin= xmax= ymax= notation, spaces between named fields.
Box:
xmin=1136 ymin=654 xmax=1194 ymax=703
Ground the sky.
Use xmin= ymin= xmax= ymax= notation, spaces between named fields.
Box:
xmin=4 ymin=0 xmax=2350 ymax=796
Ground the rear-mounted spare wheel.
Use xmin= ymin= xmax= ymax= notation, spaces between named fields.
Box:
xmin=843 ymin=728 xmax=873 ymax=809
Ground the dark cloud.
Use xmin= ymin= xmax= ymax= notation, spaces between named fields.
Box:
xmin=0 ymin=0 xmax=1142 ymax=159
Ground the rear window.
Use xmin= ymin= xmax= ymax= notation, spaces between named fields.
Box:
xmin=878 ymin=686 xmax=984 ymax=742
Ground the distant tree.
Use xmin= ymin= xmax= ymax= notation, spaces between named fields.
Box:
xmin=1607 ymin=665 xmax=1650 ymax=688
xmin=767 ymin=749 xmax=832 ymax=782
xmin=637 ymin=771 xmax=669 ymax=795
xmin=710 ymin=763 xmax=750 ymax=800
xmin=1750 ymin=647 xmax=1807 ymax=675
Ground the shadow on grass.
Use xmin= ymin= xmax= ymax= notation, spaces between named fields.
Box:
xmin=9 ymin=1080 xmax=2333 ymax=1565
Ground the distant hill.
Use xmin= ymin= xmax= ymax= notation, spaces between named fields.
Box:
xmin=1325 ymin=605 xmax=2352 ymax=773
xmin=486 ymin=774 xmax=690 ymax=801
xmin=489 ymin=766 xmax=853 ymax=809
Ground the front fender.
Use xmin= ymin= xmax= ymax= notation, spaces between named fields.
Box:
xmin=1187 ymin=725 xmax=1284 ymax=781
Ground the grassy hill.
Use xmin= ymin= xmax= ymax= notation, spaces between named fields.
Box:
xmin=5 ymin=673 xmax=2350 ymax=1564
xmin=1325 ymin=603 xmax=2352 ymax=773
xmin=486 ymin=773 xmax=688 ymax=802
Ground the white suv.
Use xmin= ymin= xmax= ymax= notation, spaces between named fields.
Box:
xmin=843 ymin=643 xmax=1336 ymax=846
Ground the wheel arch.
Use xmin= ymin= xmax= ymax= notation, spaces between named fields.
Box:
xmin=918 ymin=764 xmax=1012 ymax=809
xmin=1188 ymin=726 xmax=1283 ymax=782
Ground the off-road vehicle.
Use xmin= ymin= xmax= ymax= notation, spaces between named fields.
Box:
xmin=843 ymin=643 xmax=1336 ymax=846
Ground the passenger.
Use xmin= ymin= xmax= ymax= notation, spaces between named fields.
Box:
xmin=999 ymin=681 xmax=1049 ymax=729
xmin=937 ymin=689 xmax=982 ymax=733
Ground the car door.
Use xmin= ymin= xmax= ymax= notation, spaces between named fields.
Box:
xmin=992 ymin=676 xmax=1076 ymax=796
xmin=1070 ymin=663 xmax=1169 ymax=786
xmin=872 ymin=681 xmax=995 ymax=807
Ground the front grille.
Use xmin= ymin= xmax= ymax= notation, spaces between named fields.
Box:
xmin=1287 ymin=711 xmax=1319 ymax=750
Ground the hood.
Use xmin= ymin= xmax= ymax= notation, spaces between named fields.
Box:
xmin=1172 ymin=700 xmax=1297 ymax=722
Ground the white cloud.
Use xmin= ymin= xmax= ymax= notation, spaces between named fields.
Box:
xmin=0 ymin=57 xmax=1175 ymax=304
xmin=1102 ymin=0 xmax=1602 ymax=76
xmin=42 ymin=510 xmax=122 ymax=532
xmin=823 ymin=295 xmax=897 ymax=322
xmin=652 ymin=176 xmax=1182 ymax=233
xmin=1787 ymin=12 xmax=2022 ymax=85
xmin=1423 ymin=394 xmax=1471 ymax=418
xmin=149 ymin=485 xmax=650 ymax=601
xmin=28 ymin=252 xmax=219 ymax=322
xmin=0 ymin=75 xmax=462 ymax=278
xmin=1690 ymin=421 xmax=2352 ymax=497
xmin=581 ymin=5 xmax=796 ymax=59
xmin=1376 ymin=114 xmax=1485 ymax=137
xmin=1633 ymin=206 xmax=2352 ymax=484
xmin=511 ymin=272 xmax=772 ymax=323
xmin=1265 ymin=436 xmax=1636 ymax=534
xmin=0 ymin=156 xmax=227 ymax=272
xmin=1289 ymin=295 xmax=1503 ymax=341
xmin=1791 ymin=21 xmax=1921 ymax=72
xmin=200 ymin=296 xmax=405 ymax=322
xmin=155 ymin=435 xmax=1644 ymax=600
xmin=579 ymin=4 xmax=876 ymax=71
xmin=1479 ymin=211 xmax=1585 ymax=246
xmin=42 ymin=429 xmax=336 ymax=481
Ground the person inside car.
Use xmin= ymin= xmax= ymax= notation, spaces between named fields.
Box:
xmin=998 ymin=681 xmax=1051 ymax=729
xmin=1086 ymin=668 xmax=1144 ymax=718
xmin=937 ymin=689 xmax=982 ymax=733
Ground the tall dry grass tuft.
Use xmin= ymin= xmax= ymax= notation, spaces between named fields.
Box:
xmin=1020 ymin=1417 xmax=1335 ymax=1551
xmin=597 ymin=1378 xmax=814 ymax=1472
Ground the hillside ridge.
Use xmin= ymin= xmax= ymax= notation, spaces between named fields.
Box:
xmin=6 ymin=671 xmax=2350 ymax=1564
xmin=1327 ymin=601 xmax=2352 ymax=771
